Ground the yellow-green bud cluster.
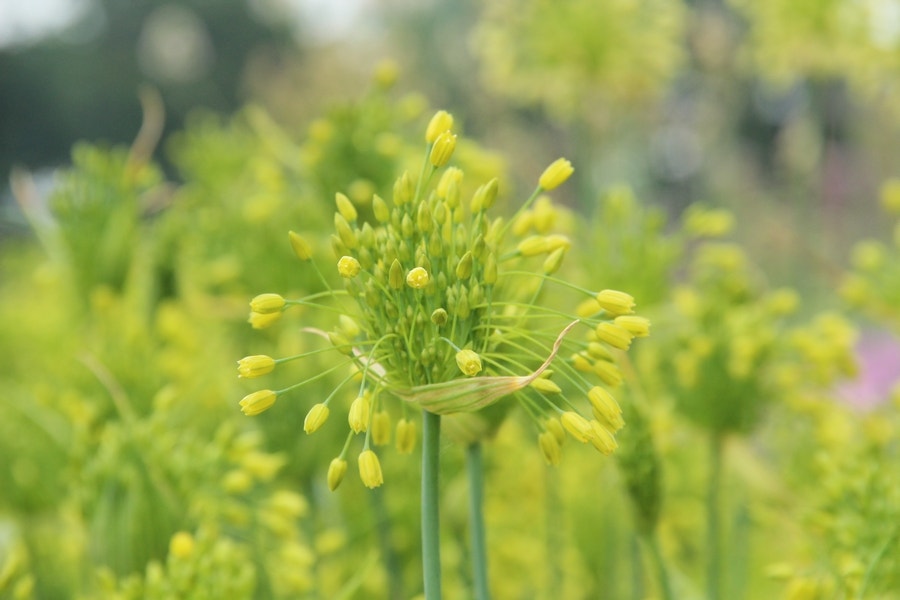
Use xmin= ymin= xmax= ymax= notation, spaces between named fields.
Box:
xmin=237 ymin=109 xmax=651 ymax=487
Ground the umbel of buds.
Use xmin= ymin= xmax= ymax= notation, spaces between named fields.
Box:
xmin=237 ymin=110 xmax=649 ymax=489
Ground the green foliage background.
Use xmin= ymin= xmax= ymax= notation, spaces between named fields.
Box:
xmin=2 ymin=0 xmax=900 ymax=598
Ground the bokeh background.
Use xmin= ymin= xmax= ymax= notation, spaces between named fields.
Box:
xmin=2 ymin=0 xmax=900 ymax=598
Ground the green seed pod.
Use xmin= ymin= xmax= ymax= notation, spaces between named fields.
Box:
xmin=372 ymin=194 xmax=390 ymax=222
xmin=417 ymin=201 xmax=433 ymax=234
xmin=359 ymin=222 xmax=375 ymax=248
xmin=471 ymin=178 xmax=499 ymax=212
xmin=431 ymin=308 xmax=448 ymax=326
xmin=334 ymin=213 xmax=358 ymax=249
xmin=389 ymin=259 xmax=404 ymax=289
xmin=335 ymin=192 xmax=358 ymax=222
xmin=401 ymin=214 xmax=415 ymax=239
xmin=428 ymin=233 xmax=443 ymax=258
xmin=456 ymin=251 xmax=474 ymax=280
xmin=483 ymin=253 xmax=498 ymax=285
xmin=473 ymin=234 xmax=486 ymax=259
xmin=543 ymin=247 xmax=566 ymax=275
xmin=330 ymin=234 xmax=347 ymax=258
xmin=394 ymin=171 xmax=413 ymax=205
xmin=456 ymin=290 xmax=470 ymax=319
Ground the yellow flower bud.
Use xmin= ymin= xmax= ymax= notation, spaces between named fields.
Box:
xmin=358 ymin=450 xmax=384 ymax=489
xmin=879 ymin=177 xmax=900 ymax=212
xmin=560 ymin=411 xmax=593 ymax=442
xmin=240 ymin=389 xmax=277 ymax=416
xmin=394 ymin=171 xmax=413 ymax=205
xmin=335 ymin=192 xmax=358 ymax=222
xmin=529 ymin=377 xmax=562 ymax=394
xmin=595 ymin=289 xmax=635 ymax=316
xmin=538 ymin=431 xmax=561 ymax=466
xmin=589 ymin=420 xmax=618 ymax=455
xmin=396 ymin=418 xmax=417 ymax=454
xmin=426 ymin=110 xmax=454 ymax=143
xmin=389 ymin=259 xmax=405 ymax=289
xmin=406 ymin=266 xmax=430 ymax=289
xmin=437 ymin=166 xmax=464 ymax=199
xmin=237 ymin=355 xmax=276 ymax=378
xmin=348 ymin=394 xmax=371 ymax=434
xmin=169 ymin=532 xmax=195 ymax=559
xmin=431 ymin=308 xmax=448 ymax=326
xmin=372 ymin=410 xmax=391 ymax=445
xmin=471 ymin=178 xmax=499 ymax=212
xmin=538 ymin=158 xmax=574 ymax=190
xmin=576 ymin=298 xmax=602 ymax=318
xmin=250 ymin=293 xmax=286 ymax=314
xmin=595 ymin=322 xmax=634 ymax=350
xmin=546 ymin=417 xmax=566 ymax=444
xmin=429 ymin=130 xmax=457 ymax=168
xmin=334 ymin=213 xmax=358 ymax=249
xmin=456 ymin=251 xmax=474 ymax=280
xmin=373 ymin=59 xmax=398 ymax=88
xmin=614 ymin=315 xmax=651 ymax=338
xmin=572 ymin=353 xmax=593 ymax=373
xmin=455 ymin=349 xmax=483 ymax=377
xmin=304 ymin=403 xmax=330 ymax=434
xmin=338 ymin=256 xmax=361 ymax=278
xmin=483 ymin=253 xmax=498 ymax=285
xmin=328 ymin=331 xmax=354 ymax=356
xmin=248 ymin=310 xmax=282 ymax=329
xmin=542 ymin=247 xmax=567 ymax=274
xmin=338 ymin=315 xmax=360 ymax=338
xmin=588 ymin=387 xmax=624 ymax=432
xmin=517 ymin=235 xmax=549 ymax=257
xmin=372 ymin=194 xmax=390 ymax=222
xmin=289 ymin=231 xmax=313 ymax=261
xmin=593 ymin=360 xmax=623 ymax=387
xmin=327 ymin=458 xmax=348 ymax=492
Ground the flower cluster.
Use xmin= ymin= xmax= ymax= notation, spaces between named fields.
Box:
xmin=238 ymin=111 xmax=649 ymax=488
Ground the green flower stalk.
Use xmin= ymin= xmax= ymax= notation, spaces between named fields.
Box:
xmin=237 ymin=110 xmax=649 ymax=597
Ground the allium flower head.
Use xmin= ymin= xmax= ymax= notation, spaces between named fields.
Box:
xmin=237 ymin=110 xmax=649 ymax=488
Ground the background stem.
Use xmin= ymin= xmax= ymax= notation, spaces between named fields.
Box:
xmin=645 ymin=532 xmax=674 ymax=600
xmin=707 ymin=432 xmax=724 ymax=600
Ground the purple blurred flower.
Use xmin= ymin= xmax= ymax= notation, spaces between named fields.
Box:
xmin=838 ymin=331 xmax=900 ymax=410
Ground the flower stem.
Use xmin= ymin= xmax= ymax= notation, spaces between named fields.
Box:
xmin=644 ymin=532 xmax=674 ymax=600
xmin=422 ymin=409 xmax=442 ymax=600
xmin=466 ymin=442 xmax=490 ymax=600
xmin=707 ymin=431 xmax=724 ymax=600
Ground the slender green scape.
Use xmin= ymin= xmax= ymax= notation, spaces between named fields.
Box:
xmin=237 ymin=110 xmax=649 ymax=598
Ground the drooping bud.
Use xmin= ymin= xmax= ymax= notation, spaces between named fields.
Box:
xmin=237 ymin=355 xmax=276 ymax=378
xmin=239 ymin=389 xmax=277 ymax=416
xmin=560 ymin=411 xmax=593 ymax=443
xmin=455 ymin=349 xmax=483 ymax=377
xmin=595 ymin=289 xmax=636 ymax=315
xmin=327 ymin=458 xmax=348 ymax=491
xmin=358 ymin=450 xmax=384 ymax=488
xmin=396 ymin=418 xmax=417 ymax=454
xmin=303 ymin=403 xmax=330 ymax=433
xmin=250 ymin=293 xmax=286 ymax=314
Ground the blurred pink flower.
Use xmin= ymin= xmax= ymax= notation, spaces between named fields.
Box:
xmin=838 ymin=331 xmax=900 ymax=410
